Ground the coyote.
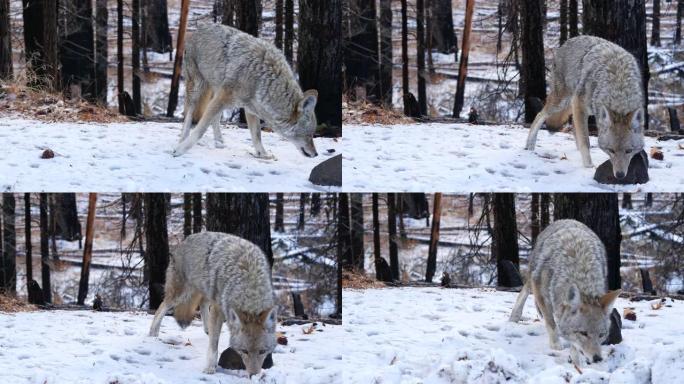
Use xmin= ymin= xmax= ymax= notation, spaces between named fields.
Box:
xmin=525 ymin=35 xmax=644 ymax=179
xmin=148 ymin=232 xmax=277 ymax=376
xmin=509 ymin=219 xmax=621 ymax=366
xmin=172 ymin=22 xmax=319 ymax=159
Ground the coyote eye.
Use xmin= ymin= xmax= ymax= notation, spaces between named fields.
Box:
xmin=240 ymin=349 xmax=249 ymax=355
xmin=607 ymin=149 xmax=615 ymax=154
xmin=259 ymin=349 xmax=267 ymax=355
xmin=625 ymin=149 xmax=632 ymax=154
xmin=580 ymin=331 xmax=589 ymax=337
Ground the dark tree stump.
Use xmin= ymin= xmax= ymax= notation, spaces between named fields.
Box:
xmin=28 ymin=279 xmax=45 ymax=305
xmin=498 ymin=260 xmax=523 ymax=288
xmin=603 ymin=308 xmax=623 ymax=345
xmin=639 ymin=268 xmax=656 ymax=295
xmin=309 ymin=154 xmax=341 ymax=186
xmin=594 ymin=149 xmax=649 ymax=185
xmin=376 ymin=257 xmax=392 ymax=282
xmin=292 ymin=292 xmax=306 ymax=319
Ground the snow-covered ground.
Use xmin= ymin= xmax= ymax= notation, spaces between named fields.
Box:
xmin=0 ymin=118 xmax=339 ymax=192
xmin=343 ymin=123 xmax=684 ymax=192
xmin=0 ymin=310 xmax=342 ymax=384
xmin=343 ymin=287 xmax=684 ymax=384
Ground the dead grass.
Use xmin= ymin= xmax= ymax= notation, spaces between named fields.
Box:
xmin=343 ymin=97 xmax=415 ymax=125
xmin=0 ymin=294 xmax=36 ymax=313
xmin=0 ymin=79 xmax=126 ymax=124
xmin=342 ymin=269 xmax=386 ymax=289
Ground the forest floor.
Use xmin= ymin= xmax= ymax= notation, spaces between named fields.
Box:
xmin=0 ymin=118 xmax=340 ymax=192
xmin=343 ymin=287 xmax=684 ymax=384
xmin=0 ymin=309 xmax=342 ymax=384
xmin=343 ymin=122 xmax=684 ymax=192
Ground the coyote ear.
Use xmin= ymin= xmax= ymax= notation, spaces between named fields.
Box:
xmin=567 ymin=284 xmax=581 ymax=310
xmin=228 ymin=308 xmax=242 ymax=327
xmin=600 ymin=289 xmax=621 ymax=312
xmin=631 ymin=109 xmax=643 ymax=132
xmin=258 ymin=307 xmax=278 ymax=329
xmin=599 ymin=106 xmax=611 ymax=125
xmin=299 ymin=90 xmax=318 ymax=114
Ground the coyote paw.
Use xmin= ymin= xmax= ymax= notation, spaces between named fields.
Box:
xmin=203 ymin=365 xmax=217 ymax=374
xmin=550 ymin=340 xmax=563 ymax=351
xmin=172 ymin=145 xmax=189 ymax=157
xmin=251 ymin=150 xmax=276 ymax=160
xmin=214 ymin=141 xmax=226 ymax=149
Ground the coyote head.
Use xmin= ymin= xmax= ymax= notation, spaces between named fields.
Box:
xmin=227 ymin=307 xmax=277 ymax=377
xmin=557 ymin=287 xmax=620 ymax=365
xmin=279 ymin=89 xmax=319 ymax=158
xmin=597 ymin=106 xmax=644 ymax=179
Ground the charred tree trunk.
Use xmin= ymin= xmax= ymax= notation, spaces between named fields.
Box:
xmin=520 ymin=0 xmax=547 ymax=123
xmin=167 ymin=0 xmax=190 ymax=117
xmin=560 ymin=0 xmax=568 ymax=45
xmin=95 ymin=0 xmax=108 ymax=104
xmin=298 ymin=193 xmax=307 ymax=230
xmin=144 ymin=0 xmax=172 ymax=53
xmin=144 ymin=194 xmax=170 ymax=310
xmin=132 ymin=0 xmax=142 ymax=114
xmin=117 ymin=0 xmax=124 ymax=113
xmin=379 ymin=0 xmax=393 ymax=106
xmin=416 ymin=0 xmax=427 ymax=115
xmin=0 ymin=0 xmax=11 ymax=79
xmin=77 ymin=194 xmax=97 ymax=305
xmin=492 ymin=193 xmax=520 ymax=287
xmin=344 ymin=0 xmax=379 ymax=103
xmin=338 ymin=193 xmax=352 ymax=269
xmin=401 ymin=0 xmax=410 ymax=115
xmin=430 ymin=0 xmax=456 ymax=53
xmin=622 ymin=193 xmax=633 ymax=209
xmin=453 ymin=0 xmax=474 ymax=118
xmin=24 ymin=194 xmax=32 ymax=288
xmin=1 ymin=194 xmax=16 ymax=294
xmin=425 ymin=193 xmax=442 ymax=283
xmin=553 ymin=193 xmax=622 ymax=290
xmin=651 ymin=0 xmax=660 ymax=47
xmin=183 ymin=193 xmax=192 ymax=238
xmin=222 ymin=0 xmax=234 ymax=26
xmin=275 ymin=193 xmax=284 ymax=232
xmin=39 ymin=193 xmax=51 ymax=303
xmin=531 ymin=193 xmax=540 ymax=244
xmin=275 ymin=0 xmax=283 ymax=49
xmin=284 ymin=0 xmax=294 ymax=63
xmin=569 ymin=0 xmax=579 ymax=37
xmin=372 ymin=193 xmax=382 ymax=279
xmin=311 ymin=194 xmax=321 ymax=217
xmin=60 ymin=0 xmax=94 ymax=100
xmin=350 ymin=194 xmax=364 ymax=272
xmin=298 ymin=0 xmax=343 ymax=136
xmin=22 ymin=0 xmax=44 ymax=85
xmin=541 ymin=193 xmax=550 ymax=230
xmin=234 ymin=0 xmax=261 ymax=36
xmin=192 ymin=193 xmax=202 ymax=233
xmin=582 ymin=0 xmax=649 ymax=130
xmin=676 ymin=0 xmax=683 ymax=45
xmin=387 ymin=193 xmax=399 ymax=280
xmin=51 ymin=194 xmax=82 ymax=242
xmin=42 ymin=0 xmax=60 ymax=91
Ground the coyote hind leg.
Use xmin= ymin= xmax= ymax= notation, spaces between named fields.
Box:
xmin=509 ymin=280 xmax=530 ymax=322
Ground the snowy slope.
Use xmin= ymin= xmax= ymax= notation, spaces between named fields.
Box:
xmin=343 ymin=287 xmax=684 ymax=384
xmin=0 ymin=310 xmax=342 ymax=384
xmin=343 ymin=123 xmax=684 ymax=192
xmin=0 ymin=118 xmax=340 ymax=192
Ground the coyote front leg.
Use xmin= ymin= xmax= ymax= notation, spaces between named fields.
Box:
xmin=246 ymin=112 xmax=274 ymax=159
xmin=571 ymin=96 xmax=593 ymax=168
xmin=203 ymin=304 xmax=224 ymax=374
xmin=149 ymin=299 xmax=171 ymax=337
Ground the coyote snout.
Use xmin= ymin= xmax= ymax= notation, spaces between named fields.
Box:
xmin=597 ymin=107 xmax=644 ymax=179
xmin=509 ymin=220 xmax=621 ymax=367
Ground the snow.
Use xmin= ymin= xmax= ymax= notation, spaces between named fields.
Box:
xmin=343 ymin=287 xmax=684 ymax=384
xmin=0 ymin=118 xmax=340 ymax=192
xmin=0 ymin=310 xmax=342 ymax=384
xmin=343 ymin=123 xmax=684 ymax=192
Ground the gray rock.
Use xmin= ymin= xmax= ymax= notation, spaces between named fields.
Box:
xmin=594 ymin=150 xmax=649 ymax=185
xmin=309 ymin=154 xmax=342 ymax=186
xmin=218 ymin=347 xmax=273 ymax=370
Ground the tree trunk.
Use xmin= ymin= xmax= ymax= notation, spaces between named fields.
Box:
xmin=387 ymin=193 xmax=399 ymax=280
xmin=560 ymin=0 xmax=568 ymax=45
xmin=350 ymin=194 xmax=364 ymax=272
xmin=1 ymin=193 xmax=16 ymax=294
xmin=60 ymin=0 xmax=94 ymax=100
xmin=222 ymin=0 xmax=234 ymax=26
xmin=651 ymin=0 xmax=660 ymax=47
xmin=569 ymin=0 xmax=578 ymax=37
xmin=372 ymin=193 xmax=382 ymax=279
xmin=311 ymin=194 xmax=321 ymax=217
xmin=379 ymin=0 xmax=393 ymax=106
xmin=676 ymin=0 xmax=683 ymax=45
xmin=192 ymin=193 xmax=202 ymax=233
xmin=401 ymin=0 xmax=410 ymax=115
xmin=298 ymin=193 xmax=307 ymax=230
xmin=206 ymin=194 xmax=273 ymax=266
xmin=416 ymin=0 xmax=427 ymax=116
xmin=492 ymin=194 xmax=520 ymax=287
xmin=275 ymin=0 xmax=283 ymax=49
xmin=0 ymin=0 xmax=12 ymax=79
xmin=94 ymin=0 xmax=108 ymax=104
xmin=520 ymin=0 xmax=546 ymax=123
xmin=298 ymin=0 xmax=342 ymax=136
xmin=117 ymin=0 xmax=124 ymax=113
xmin=622 ymin=193 xmax=633 ymax=209
xmin=144 ymin=194 xmax=169 ymax=310
xmin=77 ymin=194 xmax=97 ymax=305
xmin=167 ymin=0 xmax=190 ymax=117
xmin=234 ymin=0 xmax=261 ymax=36
xmin=284 ymin=0 xmax=294 ymax=63
xmin=582 ymin=0 xmax=649 ymax=130
xmin=42 ymin=0 xmax=60 ymax=91
xmin=425 ymin=193 xmax=442 ymax=282
xmin=541 ymin=193 xmax=550 ymax=230
xmin=39 ymin=193 xmax=51 ymax=303
xmin=183 ymin=193 xmax=192 ymax=238
xmin=430 ymin=0 xmax=456 ymax=53
xmin=531 ymin=193 xmax=540 ymax=244
xmin=553 ymin=193 xmax=622 ymax=290
xmin=338 ymin=193 xmax=352 ymax=269
xmin=644 ymin=193 xmax=653 ymax=207
xmin=453 ymin=0 xmax=474 ymax=118
xmin=275 ymin=193 xmax=284 ymax=232
xmin=344 ymin=0 xmax=379 ymax=102
xmin=51 ymin=194 xmax=82 ymax=242
xmin=144 ymin=0 xmax=172 ymax=53
xmin=24 ymin=194 xmax=32 ymax=291
xmin=132 ymin=0 xmax=142 ymax=114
